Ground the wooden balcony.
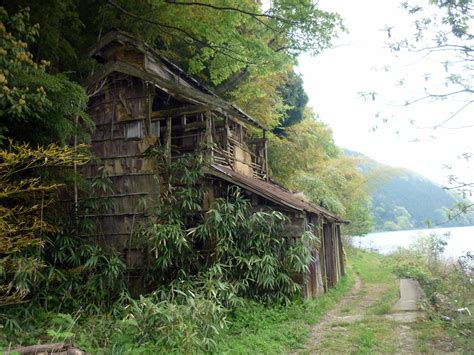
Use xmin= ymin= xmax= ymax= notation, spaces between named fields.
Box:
xmin=151 ymin=108 xmax=268 ymax=181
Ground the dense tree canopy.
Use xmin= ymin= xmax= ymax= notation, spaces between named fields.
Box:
xmin=273 ymin=70 xmax=309 ymax=135
xmin=0 ymin=7 xmax=91 ymax=146
xmin=5 ymin=0 xmax=343 ymax=130
xmin=0 ymin=9 xmax=93 ymax=306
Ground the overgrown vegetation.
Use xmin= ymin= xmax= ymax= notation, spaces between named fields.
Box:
xmin=0 ymin=145 xmax=318 ymax=352
xmin=0 ymin=2 xmax=380 ymax=353
xmin=269 ymin=118 xmax=375 ymax=235
xmin=0 ymin=141 xmax=89 ymax=306
xmin=390 ymin=233 xmax=474 ymax=351
xmin=141 ymin=144 xmax=317 ymax=304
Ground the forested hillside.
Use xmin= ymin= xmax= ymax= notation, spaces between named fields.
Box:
xmin=372 ymin=170 xmax=474 ymax=231
xmin=345 ymin=150 xmax=474 ymax=232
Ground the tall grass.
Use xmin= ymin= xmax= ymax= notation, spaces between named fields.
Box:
xmin=388 ymin=233 xmax=473 ymax=351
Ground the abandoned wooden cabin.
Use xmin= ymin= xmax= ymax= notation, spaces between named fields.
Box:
xmin=82 ymin=30 xmax=346 ymax=298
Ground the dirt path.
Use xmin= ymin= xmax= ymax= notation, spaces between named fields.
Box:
xmin=302 ymin=273 xmax=364 ymax=348
xmin=293 ymin=274 xmax=425 ymax=354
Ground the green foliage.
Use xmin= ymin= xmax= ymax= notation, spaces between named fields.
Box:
xmin=100 ymin=0 xmax=342 ymax=84
xmin=0 ymin=7 xmax=92 ymax=146
xmin=0 ymin=8 xmax=119 ymax=312
xmin=274 ymin=70 xmax=309 ymax=134
xmin=268 ymin=117 xmax=339 ymax=186
xmin=0 ymin=141 xmax=89 ymax=306
xmin=140 ymin=146 xmax=315 ymax=304
xmin=4 ymin=0 xmax=87 ymax=74
xmin=344 ymin=197 xmax=374 ymax=237
xmin=215 ymin=271 xmax=353 ymax=353
xmin=0 ymin=147 xmax=322 ymax=352
xmin=0 ymin=267 xmax=353 ymax=353
xmin=389 ymin=235 xmax=473 ymax=350
xmin=5 ymin=1 xmax=342 ymax=130
xmin=269 ymin=119 xmax=374 ymax=235
xmin=0 ymin=10 xmax=128 ymax=338
xmin=193 ymin=190 xmax=316 ymax=303
xmin=0 ymin=170 xmax=128 ymax=344
xmin=110 ymin=291 xmax=226 ymax=352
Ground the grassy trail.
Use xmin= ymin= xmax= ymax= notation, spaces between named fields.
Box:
xmin=216 ymin=250 xmax=456 ymax=354
xmin=296 ymin=250 xmax=455 ymax=354
xmin=299 ymin=251 xmax=411 ymax=354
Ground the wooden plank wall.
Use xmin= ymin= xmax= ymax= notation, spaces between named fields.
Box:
xmin=83 ymin=74 xmax=159 ymax=257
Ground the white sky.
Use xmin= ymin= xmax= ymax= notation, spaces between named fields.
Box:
xmin=298 ymin=0 xmax=474 ymax=186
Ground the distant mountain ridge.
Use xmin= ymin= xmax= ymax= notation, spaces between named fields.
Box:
xmin=344 ymin=149 xmax=474 ymax=232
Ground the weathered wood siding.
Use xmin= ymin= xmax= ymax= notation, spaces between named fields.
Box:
xmin=83 ymin=74 xmax=158 ymax=253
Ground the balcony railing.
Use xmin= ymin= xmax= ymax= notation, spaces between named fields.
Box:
xmin=152 ymin=109 xmax=268 ymax=180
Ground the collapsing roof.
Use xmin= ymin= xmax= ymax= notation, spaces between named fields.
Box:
xmin=86 ymin=30 xmax=264 ymax=129
xmin=207 ymin=164 xmax=347 ymax=223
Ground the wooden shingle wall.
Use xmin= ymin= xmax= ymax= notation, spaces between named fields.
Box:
xmin=83 ymin=74 xmax=159 ymax=253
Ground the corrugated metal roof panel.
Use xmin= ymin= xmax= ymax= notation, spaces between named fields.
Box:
xmin=206 ymin=164 xmax=347 ymax=223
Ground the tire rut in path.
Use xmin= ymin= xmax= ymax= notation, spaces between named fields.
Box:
xmin=293 ymin=274 xmax=423 ymax=354
xmin=298 ymin=273 xmax=363 ymax=352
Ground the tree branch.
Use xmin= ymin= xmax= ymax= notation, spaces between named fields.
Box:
xmin=108 ymin=0 xmax=256 ymax=65
xmin=435 ymin=202 xmax=474 ymax=226
xmin=415 ymin=43 xmax=474 ymax=53
xmin=163 ymin=0 xmax=285 ymax=34
xmin=164 ymin=0 xmax=289 ymax=22
xmin=432 ymin=100 xmax=474 ymax=129
xmin=391 ymin=88 xmax=471 ymax=108
xmin=215 ymin=67 xmax=250 ymax=95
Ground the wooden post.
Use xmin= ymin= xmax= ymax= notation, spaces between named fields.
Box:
xmin=145 ymin=83 xmax=152 ymax=135
xmin=337 ymin=225 xmax=345 ymax=276
xmin=320 ymin=221 xmax=328 ymax=292
xmin=165 ymin=116 xmax=172 ymax=162
xmin=205 ymin=111 xmax=213 ymax=161
xmin=74 ymin=115 xmax=78 ymax=234
xmin=224 ymin=115 xmax=230 ymax=150
xmin=263 ymin=129 xmax=269 ymax=181
xmin=111 ymin=98 xmax=116 ymax=140
xmin=205 ymin=111 xmax=213 ymax=144
xmin=333 ymin=224 xmax=340 ymax=282
xmin=202 ymin=181 xmax=216 ymax=264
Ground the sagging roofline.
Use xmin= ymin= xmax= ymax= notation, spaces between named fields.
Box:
xmin=87 ymin=30 xmax=265 ymax=130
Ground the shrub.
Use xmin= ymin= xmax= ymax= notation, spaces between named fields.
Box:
xmin=139 ymin=145 xmax=316 ymax=304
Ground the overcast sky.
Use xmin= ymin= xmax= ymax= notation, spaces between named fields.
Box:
xmin=298 ymin=0 xmax=474 ymax=186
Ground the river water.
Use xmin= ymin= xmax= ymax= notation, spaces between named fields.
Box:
xmin=351 ymin=226 xmax=474 ymax=260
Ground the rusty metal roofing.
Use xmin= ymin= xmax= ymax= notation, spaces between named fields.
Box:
xmin=206 ymin=164 xmax=347 ymax=223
